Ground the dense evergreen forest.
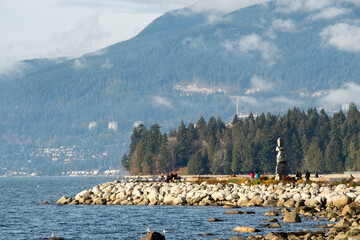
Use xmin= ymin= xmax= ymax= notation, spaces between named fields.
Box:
xmin=123 ymin=104 xmax=360 ymax=175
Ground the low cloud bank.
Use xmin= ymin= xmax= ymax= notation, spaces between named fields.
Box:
xmin=320 ymin=23 xmax=360 ymax=53
xmin=320 ymin=83 xmax=360 ymax=106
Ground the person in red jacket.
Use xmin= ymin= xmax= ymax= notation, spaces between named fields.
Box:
xmin=250 ymin=171 xmax=254 ymax=180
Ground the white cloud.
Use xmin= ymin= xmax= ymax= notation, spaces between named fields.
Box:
xmin=276 ymin=0 xmax=335 ymax=13
xmin=152 ymin=96 xmax=172 ymax=108
xmin=101 ymin=59 xmax=113 ymax=69
xmin=182 ymin=36 xmax=206 ymax=49
xmin=223 ymin=34 xmax=279 ymax=64
xmin=320 ymin=23 xmax=360 ymax=52
xmin=320 ymin=83 xmax=360 ymax=105
xmin=239 ymin=96 xmax=259 ymax=106
xmin=271 ymin=19 xmax=297 ymax=32
xmin=73 ymin=59 xmax=87 ymax=69
xmin=206 ymin=13 xmax=231 ymax=24
xmin=269 ymin=96 xmax=301 ymax=106
xmin=190 ymin=0 xmax=272 ymax=13
xmin=250 ymin=75 xmax=276 ymax=92
xmin=309 ymin=7 xmax=351 ymax=20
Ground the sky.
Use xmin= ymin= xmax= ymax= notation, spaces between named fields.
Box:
xmin=0 ymin=0 xmax=197 ymax=74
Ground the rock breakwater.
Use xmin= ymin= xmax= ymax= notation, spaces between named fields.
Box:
xmin=56 ymin=180 xmax=360 ymax=208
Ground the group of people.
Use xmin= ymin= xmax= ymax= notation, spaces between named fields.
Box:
xmin=160 ymin=173 xmax=180 ymax=182
xmin=295 ymin=170 xmax=319 ymax=182
xmin=249 ymin=171 xmax=261 ymax=180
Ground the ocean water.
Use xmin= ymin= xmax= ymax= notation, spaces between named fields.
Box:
xmin=0 ymin=177 xmax=328 ymax=240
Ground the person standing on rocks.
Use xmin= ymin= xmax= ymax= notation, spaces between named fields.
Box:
xmin=349 ymin=174 xmax=355 ymax=181
xmin=305 ymin=170 xmax=310 ymax=182
xmin=250 ymin=171 xmax=254 ymax=180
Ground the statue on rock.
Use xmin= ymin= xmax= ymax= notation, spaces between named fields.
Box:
xmin=275 ymin=137 xmax=287 ymax=180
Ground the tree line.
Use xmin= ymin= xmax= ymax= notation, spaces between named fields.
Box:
xmin=122 ymin=103 xmax=360 ymax=175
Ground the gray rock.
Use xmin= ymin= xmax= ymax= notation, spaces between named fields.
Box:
xmin=265 ymin=210 xmax=279 ymax=216
xmin=224 ymin=210 xmax=242 ymax=214
xmin=264 ymin=218 xmax=278 ymax=223
xmin=264 ymin=222 xmax=281 ymax=228
xmin=283 ymin=211 xmax=301 ymax=223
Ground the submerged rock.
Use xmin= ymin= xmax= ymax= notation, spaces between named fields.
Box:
xmin=265 ymin=210 xmax=279 ymax=216
xmin=140 ymin=231 xmax=166 ymax=240
xmin=233 ymin=226 xmax=259 ymax=233
xmin=208 ymin=218 xmax=223 ymax=222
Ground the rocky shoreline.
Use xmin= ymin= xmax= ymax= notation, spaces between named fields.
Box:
xmin=56 ymin=180 xmax=360 ymax=239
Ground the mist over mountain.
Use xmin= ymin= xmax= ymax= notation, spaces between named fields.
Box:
xmin=1 ymin=0 xmax=359 ymax=175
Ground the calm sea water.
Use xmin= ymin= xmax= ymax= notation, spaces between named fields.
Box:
xmin=0 ymin=177 xmax=328 ymax=240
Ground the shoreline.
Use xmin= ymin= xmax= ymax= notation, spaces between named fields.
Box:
xmin=56 ymin=179 xmax=360 ymax=239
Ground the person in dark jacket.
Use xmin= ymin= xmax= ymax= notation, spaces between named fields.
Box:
xmin=305 ymin=170 xmax=310 ymax=182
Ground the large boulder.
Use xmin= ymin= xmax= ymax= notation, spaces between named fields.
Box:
xmin=173 ymin=196 xmax=186 ymax=205
xmin=283 ymin=199 xmax=296 ymax=208
xmin=163 ymin=195 xmax=176 ymax=205
xmin=331 ymin=194 xmax=352 ymax=208
xmin=93 ymin=198 xmax=106 ymax=205
xmin=334 ymin=218 xmax=351 ymax=228
xmin=56 ymin=196 xmax=71 ymax=205
xmin=237 ymin=195 xmax=250 ymax=206
xmin=342 ymin=203 xmax=360 ymax=216
xmin=140 ymin=231 xmax=166 ymax=240
xmin=250 ymin=196 xmax=264 ymax=206
xmin=265 ymin=232 xmax=287 ymax=240
xmin=283 ymin=211 xmax=301 ymax=223
xmin=263 ymin=199 xmax=278 ymax=207
xmin=211 ymin=191 xmax=225 ymax=201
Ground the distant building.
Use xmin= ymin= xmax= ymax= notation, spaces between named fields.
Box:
xmin=108 ymin=121 xmax=118 ymax=131
xmin=88 ymin=121 xmax=97 ymax=130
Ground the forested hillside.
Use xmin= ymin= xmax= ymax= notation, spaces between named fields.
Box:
xmin=1 ymin=0 xmax=360 ymax=174
xmin=123 ymin=104 xmax=360 ymax=175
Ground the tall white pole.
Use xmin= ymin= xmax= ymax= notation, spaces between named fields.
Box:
xmin=236 ymin=97 xmax=239 ymax=116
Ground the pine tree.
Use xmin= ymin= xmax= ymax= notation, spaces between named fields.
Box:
xmin=159 ymin=133 xmax=170 ymax=173
xmin=187 ymin=151 xmax=209 ymax=175
xmin=176 ymin=121 xmax=189 ymax=167
xmin=231 ymin=136 xmax=242 ymax=174
xmin=121 ymin=153 xmax=129 ymax=171
xmin=303 ymin=141 xmax=325 ymax=172
xmin=224 ymin=143 xmax=233 ymax=174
